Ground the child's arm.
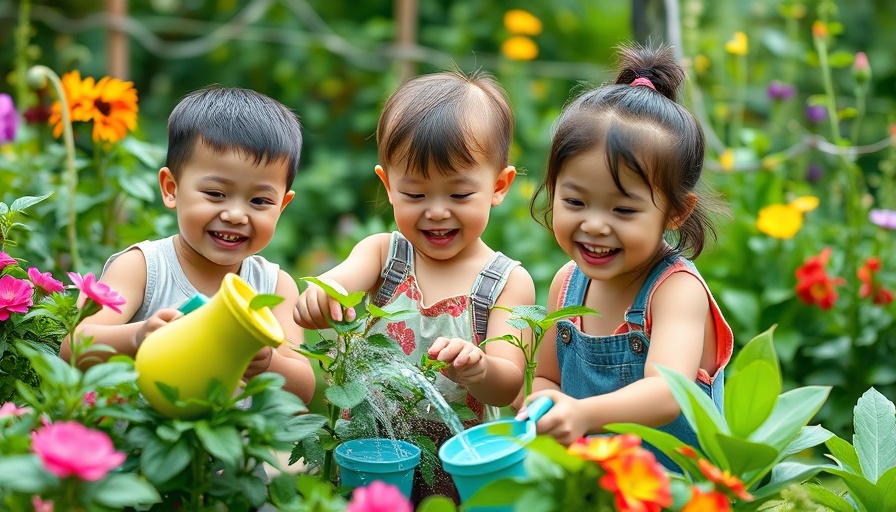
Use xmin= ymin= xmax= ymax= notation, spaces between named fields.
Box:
xmin=247 ymin=270 xmax=316 ymax=405
xmin=294 ymin=233 xmax=390 ymax=329
xmin=525 ymin=272 xmax=711 ymax=446
xmin=429 ymin=265 xmax=536 ymax=407
xmin=59 ymin=249 xmax=175 ymax=368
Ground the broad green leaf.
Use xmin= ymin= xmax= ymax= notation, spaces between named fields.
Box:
xmin=464 ymin=477 xmax=536 ymax=507
xmin=746 ymin=461 xmax=833 ymax=502
xmin=750 ymin=386 xmax=830 ymax=450
xmin=825 ymin=435 xmax=862 ymax=475
xmin=604 ymin=422 xmax=700 ymax=475
xmin=725 ymin=360 xmax=779 ymax=438
xmin=325 ymin=381 xmax=367 ymax=409
xmin=248 ymin=294 xmax=284 ymax=310
xmin=780 ymin=425 xmax=834 ymax=458
xmin=715 ymin=434 xmax=778 ymax=476
xmin=10 ymin=193 xmax=52 ymax=212
xmin=81 ymin=361 xmax=138 ymax=390
xmin=300 ymin=276 xmax=365 ymax=308
xmin=823 ymin=467 xmax=882 ymax=512
xmin=140 ymin=437 xmax=191 ymax=484
xmin=87 ymin=473 xmax=161 ymax=507
xmin=730 ymin=325 xmax=779 ymax=378
xmin=542 ymin=305 xmax=598 ymax=324
xmin=195 ymin=421 xmax=242 ymax=468
xmin=879 ymin=466 xmax=896 ymax=510
xmin=801 ymin=482 xmax=856 ymax=512
xmin=656 ymin=365 xmax=728 ymax=445
xmin=854 ymin=387 xmax=896 ymax=483
xmin=281 ymin=413 xmax=329 ymax=441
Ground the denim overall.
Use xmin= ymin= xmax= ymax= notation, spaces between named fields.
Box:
xmin=555 ymin=254 xmax=726 ymax=471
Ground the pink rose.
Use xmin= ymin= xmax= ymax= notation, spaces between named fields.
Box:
xmin=27 ymin=267 xmax=65 ymax=294
xmin=346 ymin=481 xmax=412 ymax=512
xmin=0 ymin=274 xmax=33 ymax=320
xmin=67 ymin=272 xmax=126 ymax=313
xmin=31 ymin=496 xmax=54 ymax=512
xmin=31 ymin=421 xmax=126 ymax=481
xmin=0 ymin=402 xmax=31 ymax=418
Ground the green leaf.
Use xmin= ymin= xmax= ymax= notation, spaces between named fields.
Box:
xmin=417 ymin=495 xmax=459 ymax=512
xmin=781 ymin=425 xmax=834 ymax=458
xmin=0 ymin=455 xmax=56 ymax=492
xmin=140 ymin=436 xmax=191 ymax=484
xmin=81 ymin=361 xmax=138 ymax=390
xmin=714 ymin=433 xmax=778 ymax=475
xmin=464 ymin=477 xmax=535 ymax=507
xmin=824 ymin=467 xmax=882 ymax=512
xmin=730 ymin=325 xmax=779 ymax=378
xmin=325 ymin=381 xmax=367 ymax=409
xmin=655 ymin=365 xmax=728 ymax=466
xmin=801 ymin=482 xmax=856 ymax=512
xmin=604 ymin=422 xmax=700 ymax=474
xmin=854 ymin=387 xmax=896 ymax=483
xmin=523 ymin=435 xmax=584 ymax=473
xmin=10 ymin=193 xmax=52 ymax=212
xmin=750 ymin=386 xmax=830 ymax=450
xmin=281 ymin=413 xmax=329 ymax=441
xmin=87 ymin=473 xmax=161 ymax=507
xmin=746 ymin=462 xmax=835 ymax=502
xmin=195 ymin=421 xmax=243 ymax=468
xmin=248 ymin=293 xmax=284 ymax=310
xmin=542 ymin=305 xmax=598 ymax=324
xmin=300 ymin=276 xmax=366 ymax=308
xmin=826 ymin=435 xmax=863 ymax=475
xmin=879 ymin=466 xmax=896 ymax=510
xmin=725 ymin=360 xmax=780 ymax=438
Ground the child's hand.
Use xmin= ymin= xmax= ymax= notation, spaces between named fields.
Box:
xmin=134 ymin=308 xmax=182 ymax=351
xmin=428 ymin=336 xmax=487 ymax=386
xmin=243 ymin=346 xmax=273 ymax=380
xmin=293 ymin=277 xmax=356 ymax=330
xmin=517 ymin=390 xmax=589 ymax=446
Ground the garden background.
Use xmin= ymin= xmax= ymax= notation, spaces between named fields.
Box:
xmin=1 ymin=0 xmax=894 ymax=442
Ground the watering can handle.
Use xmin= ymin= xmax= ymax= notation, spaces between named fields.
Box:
xmin=524 ymin=396 xmax=554 ymax=423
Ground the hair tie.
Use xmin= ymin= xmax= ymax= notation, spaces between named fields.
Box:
xmin=630 ymin=77 xmax=656 ymax=90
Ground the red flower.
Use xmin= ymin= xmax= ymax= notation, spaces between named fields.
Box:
xmin=697 ymin=459 xmax=753 ymax=500
xmin=795 ymin=248 xmax=845 ymax=310
xmin=386 ymin=321 xmax=416 ymax=355
xmin=858 ymin=257 xmax=894 ymax=306
xmin=682 ymin=487 xmax=732 ymax=512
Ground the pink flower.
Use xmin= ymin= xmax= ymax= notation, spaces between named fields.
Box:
xmin=27 ymin=267 xmax=65 ymax=294
xmin=83 ymin=391 xmax=97 ymax=407
xmin=0 ymin=251 xmax=16 ymax=270
xmin=31 ymin=421 xmax=125 ymax=481
xmin=346 ymin=481 xmax=412 ymax=512
xmin=67 ymin=272 xmax=126 ymax=314
xmin=0 ymin=274 xmax=34 ymax=320
xmin=0 ymin=402 xmax=32 ymax=418
xmin=31 ymin=496 xmax=54 ymax=512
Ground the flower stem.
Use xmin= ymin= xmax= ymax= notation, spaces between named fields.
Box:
xmin=13 ymin=0 xmax=32 ymax=110
xmin=25 ymin=65 xmax=81 ymax=270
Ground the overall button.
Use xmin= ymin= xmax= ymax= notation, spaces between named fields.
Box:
xmin=629 ymin=337 xmax=644 ymax=354
xmin=559 ymin=326 xmax=571 ymax=343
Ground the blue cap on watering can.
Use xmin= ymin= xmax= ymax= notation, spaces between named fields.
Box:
xmin=177 ymin=293 xmax=209 ymax=315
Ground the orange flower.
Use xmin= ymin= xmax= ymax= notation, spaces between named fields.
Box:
xmin=795 ymin=248 xmax=845 ymax=310
xmin=568 ymin=434 xmax=641 ymax=463
xmin=858 ymin=257 xmax=894 ymax=306
xmin=812 ymin=20 xmax=828 ymax=39
xmin=49 ymin=71 xmax=138 ymax=143
xmin=682 ymin=487 xmax=732 ymax=512
xmin=503 ymin=9 xmax=542 ymax=35
xmin=676 ymin=445 xmax=699 ymax=459
xmin=600 ymin=449 xmax=673 ymax=512
xmin=697 ymin=459 xmax=753 ymax=500
xmin=501 ymin=36 xmax=539 ymax=61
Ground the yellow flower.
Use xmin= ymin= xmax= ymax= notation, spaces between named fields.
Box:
xmin=503 ymin=9 xmax=542 ymax=35
xmin=49 ymin=71 xmax=138 ymax=143
xmin=725 ymin=32 xmax=748 ymax=56
xmin=719 ymin=148 xmax=734 ymax=171
xmin=501 ymin=36 xmax=539 ymax=61
xmin=757 ymin=204 xmax=803 ymax=239
xmin=790 ymin=196 xmax=819 ymax=213
xmin=694 ymin=54 xmax=711 ymax=75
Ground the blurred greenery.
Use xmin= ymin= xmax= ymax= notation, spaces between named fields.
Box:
xmin=1 ymin=0 xmax=894 ymax=440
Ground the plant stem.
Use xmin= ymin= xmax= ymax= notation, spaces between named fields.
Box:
xmin=322 ymin=402 xmax=341 ymax=485
xmin=13 ymin=0 xmax=32 ymax=110
xmin=25 ymin=65 xmax=81 ymax=270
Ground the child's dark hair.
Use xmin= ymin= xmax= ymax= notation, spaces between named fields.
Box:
xmin=531 ymin=42 xmax=725 ymax=258
xmin=165 ymin=86 xmax=303 ymax=190
xmin=376 ymin=69 xmax=513 ymax=178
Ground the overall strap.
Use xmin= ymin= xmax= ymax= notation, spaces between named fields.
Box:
xmin=373 ymin=232 xmax=413 ymax=307
xmin=623 ymin=252 xmax=679 ymax=328
xmin=470 ymin=253 xmax=519 ymax=343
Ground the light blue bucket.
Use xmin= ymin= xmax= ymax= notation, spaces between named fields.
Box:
xmin=334 ymin=438 xmax=421 ymax=498
xmin=439 ymin=396 xmax=553 ymax=511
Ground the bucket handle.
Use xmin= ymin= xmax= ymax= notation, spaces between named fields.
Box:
xmin=519 ymin=395 xmax=553 ymax=423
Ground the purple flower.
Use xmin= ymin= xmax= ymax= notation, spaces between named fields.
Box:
xmin=870 ymin=209 xmax=896 ymax=230
xmin=806 ymin=164 xmax=823 ymax=184
xmin=767 ymin=81 xmax=795 ymax=101
xmin=805 ymin=104 xmax=827 ymax=124
xmin=0 ymin=93 xmax=18 ymax=144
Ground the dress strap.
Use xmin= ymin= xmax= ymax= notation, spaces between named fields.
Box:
xmin=470 ymin=253 xmax=519 ymax=343
xmin=623 ymin=253 xmax=679 ymax=328
xmin=373 ymin=232 xmax=412 ymax=307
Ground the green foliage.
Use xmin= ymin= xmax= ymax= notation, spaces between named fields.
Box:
xmin=248 ymin=294 xmax=285 ymax=311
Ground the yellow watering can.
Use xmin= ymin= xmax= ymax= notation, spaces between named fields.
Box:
xmin=135 ymin=273 xmax=284 ymax=418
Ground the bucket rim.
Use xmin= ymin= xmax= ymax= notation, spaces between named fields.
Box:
xmin=335 ymin=438 xmax=422 ymax=473
xmin=438 ymin=419 xmax=535 ymax=475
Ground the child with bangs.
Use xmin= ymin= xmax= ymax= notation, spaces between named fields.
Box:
xmin=294 ymin=69 xmax=535 ymax=502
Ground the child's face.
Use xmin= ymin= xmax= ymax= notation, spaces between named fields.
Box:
xmin=375 ymin=154 xmax=515 ymax=262
xmin=159 ymin=145 xmax=294 ymax=269
xmin=551 ymin=148 xmax=673 ymax=284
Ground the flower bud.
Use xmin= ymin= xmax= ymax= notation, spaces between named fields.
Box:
xmin=853 ymin=51 xmax=871 ymax=85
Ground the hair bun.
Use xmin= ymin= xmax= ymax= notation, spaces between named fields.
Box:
xmin=613 ymin=42 xmax=684 ymax=102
